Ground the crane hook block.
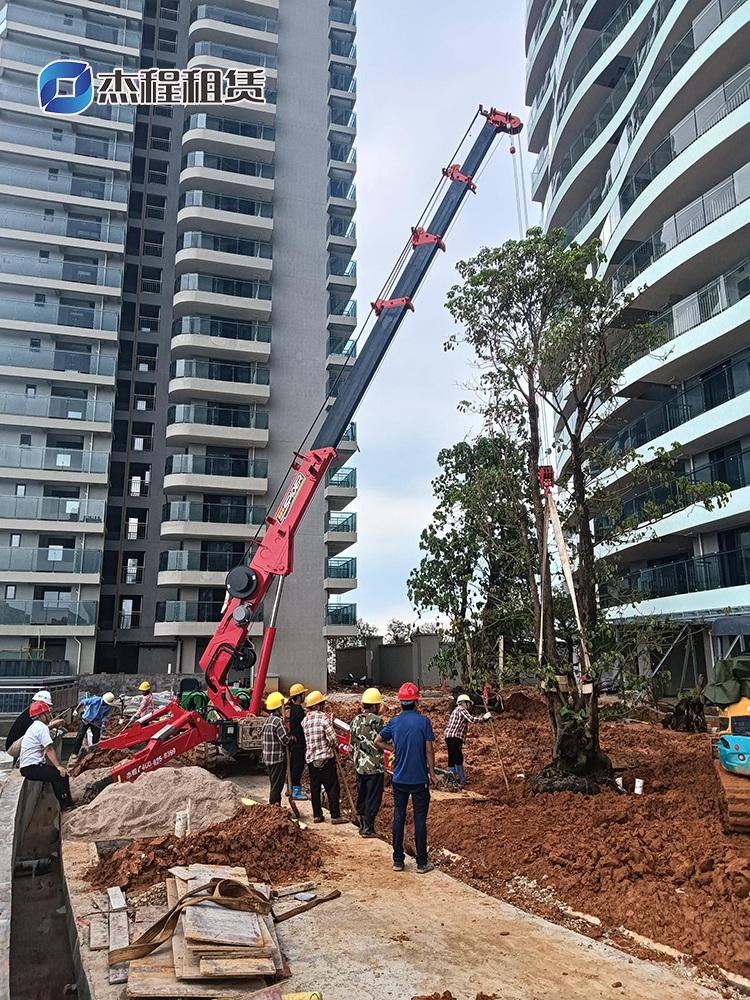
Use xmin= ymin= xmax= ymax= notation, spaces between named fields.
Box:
xmin=443 ymin=164 xmax=476 ymax=192
xmin=539 ymin=465 xmax=555 ymax=494
xmin=411 ymin=227 xmax=446 ymax=251
xmin=372 ymin=296 xmax=415 ymax=317
xmin=479 ymin=106 xmax=523 ymax=135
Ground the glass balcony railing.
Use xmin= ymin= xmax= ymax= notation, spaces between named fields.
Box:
xmin=341 ymin=421 xmax=356 ymax=441
xmin=329 ymin=6 xmax=356 ymax=26
xmin=327 ymin=257 xmax=357 ymax=279
xmin=0 ymin=39 xmax=138 ymax=76
xmin=325 ymin=511 xmax=356 ymax=532
xmin=170 ymin=358 xmax=270 ymax=385
xmin=328 ymin=295 xmax=356 ymax=317
xmin=0 ymin=298 xmax=119 ymax=332
xmin=326 ymin=603 xmax=356 ymax=625
xmin=178 ymin=190 xmax=274 ymax=218
xmin=0 ymin=165 xmax=128 ymax=203
xmin=0 ymin=120 xmax=131 ymax=162
xmin=167 ymin=404 xmax=269 ymax=430
xmin=611 ymin=162 xmax=750 ymax=293
xmin=0 ymin=344 xmax=116 ymax=377
xmin=156 ymin=600 xmax=263 ymax=623
xmin=0 ymin=253 xmax=122 ymax=288
xmin=159 ymin=550 xmax=246 ymax=574
xmin=0 ymin=599 xmax=98 ymax=627
xmin=190 ymin=5 xmax=278 ymax=33
xmin=327 ymin=217 xmax=356 ymax=240
xmin=603 ymin=349 xmax=750 ymax=457
xmin=328 ymin=179 xmax=356 ymax=200
xmin=96 ymin=0 xmax=143 ymax=8
xmin=181 ymin=151 xmax=275 ymax=180
xmin=165 ymin=454 xmax=268 ymax=478
xmin=162 ymin=501 xmax=267 ymax=524
xmin=188 ymin=41 xmax=278 ymax=66
xmin=327 ymin=374 xmax=348 ymax=397
xmin=605 ymin=542 xmax=750 ymax=605
xmin=329 ymin=143 xmax=357 ymax=165
xmin=174 ymin=273 xmax=272 ymax=300
xmin=184 ymin=114 xmax=276 ymax=142
xmin=0 ymin=209 xmax=125 ymax=245
xmin=2 ymin=3 xmax=138 ymax=45
xmin=0 ymin=445 xmax=108 ymax=474
xmin=326 ymin=466 xmax=356 ymax=488
xmin=330 ymin=38 xmax=357 ymax=59
xmin=329 ymin=107 xmax=357 ymax=129
xmin=327 ymin=335 xmax=356 ymax=357
xmin=177 ymin=231 xmax=273 ymax=259
xmin=0 ymin=495 xmax=105 ymax=523
xmin=329 ymin=73 xmax=356 ymax=93
xmin=326 ymin=556 xmax=357 ymax=578
xmin=172 ymin=315 xmax=271 ymax=343
xmin=0 ymin=546 xmax=102 ymax=574
xmin=0 ymin=80 xmax=135 ymax=122
xmin=0 ymin=393 xmax=112 ymax=423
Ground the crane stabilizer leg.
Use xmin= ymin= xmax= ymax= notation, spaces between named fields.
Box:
xmin=97 ymin=700 xmax=185 ymax=750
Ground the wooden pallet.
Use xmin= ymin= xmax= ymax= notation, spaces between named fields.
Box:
xmin=714 ymin=759 xmax=750 ymax=833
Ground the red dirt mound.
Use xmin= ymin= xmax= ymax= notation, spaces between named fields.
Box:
xmin=502 ymin=691 xmax=547 ymax=720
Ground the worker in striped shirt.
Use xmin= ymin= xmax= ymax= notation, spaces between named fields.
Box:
xmin=444 ymin=694 xmax=490 ymax=785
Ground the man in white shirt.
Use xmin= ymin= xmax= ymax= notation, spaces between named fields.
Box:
xmin=19 ymin=701 xmax=74 ymax=811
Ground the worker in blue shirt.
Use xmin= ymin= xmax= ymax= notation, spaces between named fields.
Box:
xmin=374 ymin=682 xmax=437 ymax=874
xmin=71 ymin=692 xmax=115 ymax=758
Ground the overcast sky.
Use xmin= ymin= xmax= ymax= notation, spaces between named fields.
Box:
xmin=344 ymin=0 xmax=535 ymax=633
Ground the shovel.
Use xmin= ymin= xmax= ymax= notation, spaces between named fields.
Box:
xmin=483 ymin=683 xmax=510 ymax=793
xmin=333 ymin=750 xmax=360 ymax=827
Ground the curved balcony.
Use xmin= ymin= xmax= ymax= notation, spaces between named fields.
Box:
xmin=154 ymin=600 xmax=263 ymax=637
xmin=177 ymin=189 xmax=273 ymax=239
xmin=171 ymin=314 xmax=271 ymax=362
xmin=526 ymin=0 xmax=564 ymax=101
xmin=163 ymin=453 xmax=268 ymax=494
xmin=179 ymin=151 xmax=275 ymax=201
xmin=0 ymin=494 xmax=105 ymax=529
xmin=0 ymin=545 xmax=102 ymax=582
xmin=161 ymin=500 xmax=266 ymax=540
xmin=166 ymin=402 xmax=269 ymax=447
xmin=173 ymin=274 xmax=272 ymax=321
xmin=169 ymin=357 xmax=270 ymax=403
xmin=182 ymin=114 xmax=275 ymax=161
xmin=175 ymin=231 xmax=273 ymax=280
xmin=189 ymin=5 xmax=278 ymax=53
xmin=0 ymin=393 xmax=113 ymax=431
xmin=0 ymin=599 xmax=98 ymax=634
xmin=0 ymin=253 xmax=122 ymax=292
xmin=0 ymin=298 xmax=119 ymax=340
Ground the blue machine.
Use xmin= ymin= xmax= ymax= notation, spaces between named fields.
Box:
xmin=718 ymin=734 xmax=750 ymax=776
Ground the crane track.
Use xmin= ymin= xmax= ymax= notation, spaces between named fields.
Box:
xmin=714 ymin=759 xmax=750 ymax=833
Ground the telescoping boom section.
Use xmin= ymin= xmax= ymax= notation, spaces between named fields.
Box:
xmin=87 ymin=107 xmax=522 ymax=795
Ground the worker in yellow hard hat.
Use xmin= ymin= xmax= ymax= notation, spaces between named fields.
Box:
xmin=286 ymin=683 xmax=309 ymax=800
xmin=444 ymin=693 xmax=490 ymax=785
xmin=349 ymin=688 xmax=385 ymax=837
xmin=262 ymin=692 xmax=293 ymax=806
xmin=134 ymin=680 xmax=154 ymax=722
xmin=301 ymin=691 xmax=347 ymax=825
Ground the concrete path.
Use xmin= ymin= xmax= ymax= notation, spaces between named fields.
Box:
xmin=233 ymin=773 xmax=721 ymax=1000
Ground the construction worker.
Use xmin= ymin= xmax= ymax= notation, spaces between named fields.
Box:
xmin=5 ymin=689 xmax=66 ymax=757
xmin=262 ymin=692 xmax=294 ymax=806
xmin=134 ymin=681 xmax=155 ymax=720
xmin=444 ymin=694 xmax=491 ymax=784
xmin=374 ymin=682 xmax=437 ymax=874
xmin=287 ymin=683 xmax=308 ymax=800
xmin=71 ymin=691 xmax=115 ymax=758
xmin=19 ymin=701 xmax=74 ymax=811
xmin=349 ymin=687 xmax=385 ymax=838
xmin=301 ymin=690 xmax=348 ymax=825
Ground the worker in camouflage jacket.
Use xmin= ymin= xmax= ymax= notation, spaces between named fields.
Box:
xmin=349 ymin=688 xmax=385 ymax=838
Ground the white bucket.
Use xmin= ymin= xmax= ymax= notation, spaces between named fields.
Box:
xmin=174 ymin=810 xmax=187 ymax=837
xmin=634 ymin=778 xmax=644 ymax=795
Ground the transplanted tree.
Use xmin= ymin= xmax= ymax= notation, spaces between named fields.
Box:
xmin=445 ymin=228 xmax=729 ymax=785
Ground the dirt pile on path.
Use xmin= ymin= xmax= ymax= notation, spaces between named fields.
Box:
xmin=86 ymin=803 xmax=324 ymax=891
xmin=64 ymin=766 xmax=243 ymax=841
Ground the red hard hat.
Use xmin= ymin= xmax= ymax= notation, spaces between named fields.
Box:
xmin=398 ymin=682 xmax=420 ymax=702
xmin=29 ymin=701 xmax=50 ymax=717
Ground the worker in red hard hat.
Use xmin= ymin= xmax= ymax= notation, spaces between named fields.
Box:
xmin=18 ymin=702 xmax=74 ymax=811
xmin=374 ymin=681 xmax=437 ymax=874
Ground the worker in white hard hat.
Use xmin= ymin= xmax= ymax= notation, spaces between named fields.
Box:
xmin=71 ymin=691 xmax=115 ymax=758
xmin=262 ymin=692 xmax=293 ymax=805
xmin=4 ymin=689 xmax=66 ymax=759
xmin=349 ymin=688 xmax=385 ymax=838
xmin=133 ymin=680 xmax=155 ymax=721
xmin=443 ymin=693 xmax=491 ymax=785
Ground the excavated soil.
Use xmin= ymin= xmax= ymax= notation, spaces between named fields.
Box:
xmin=327 ymin=692 xmax=750 ymax=979
xmin=85 ymin=803 xmax=324 ymax=891
xmin=64 ymin=766 xmax=243 ymax=840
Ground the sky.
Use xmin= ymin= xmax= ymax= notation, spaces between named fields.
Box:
xmin=345 ymin=0 xmax=535 ymax=633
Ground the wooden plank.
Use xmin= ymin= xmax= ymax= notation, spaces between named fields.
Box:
xmin=183 ymin=877 xmax=264 ymax=948
xmin=136 ymin=906 xmax=167 ymax=925
xmin=261 ymin=914 xmax=290 ymax=978
xmin=133 ymin=906 xmax=168 ymax=944
xmin=199 ymin=956 xmax=277 ymax=978
xmin=190 ymin=944 xmax=273 ymax=958
xmin=107 ymin=886 xmax=127 ymax=912
xmin=271 ymin=882 xmax=315 ymax=899
xmin=109 ymin=910 xmax=130 ymax=984
xmin=88 ymin=914 xmax=108 ymax=951
xmin=127 ymin=950 xmax=262 ymax=998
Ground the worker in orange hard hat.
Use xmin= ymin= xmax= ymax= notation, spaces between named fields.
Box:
xmin=374 ymin=682 xmax=437 ymax=873
xmin=286 ymin=683 xmax=308 ymax=800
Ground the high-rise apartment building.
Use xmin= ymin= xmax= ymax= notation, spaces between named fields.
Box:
xmin=527 ymin=0 xmax=750 ymax=677
xmin=0 ymin=0 xmax=359 ymax=690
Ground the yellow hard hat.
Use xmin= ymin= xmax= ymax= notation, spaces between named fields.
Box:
xmin=457 ymin=694 xmax=472 ymax=704
xmin=289 ymin=683 xmax=308 ymax=698
xmin=266 ymin=692 xmax=286 ymax=712
xmin=306 ymin=690 xmax=326 ymax=708
xmin=362 ymin=687 xmax=382 ymax=705
xmin=139 ymin=681 xmax=151 ymax=692
xmin=102 ymin=692 xmax=115 ymax=705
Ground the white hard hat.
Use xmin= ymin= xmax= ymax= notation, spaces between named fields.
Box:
xmin=102 ymin=692 xmax=115 ymax=705
xmin=33 ymin=689 xmax=53 ymax=707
